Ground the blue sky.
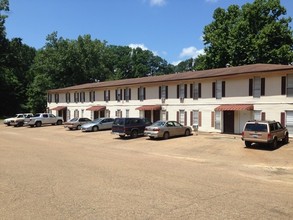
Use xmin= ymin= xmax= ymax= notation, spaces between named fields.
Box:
xmin=5 ymin=0 xmax=293 ymax=65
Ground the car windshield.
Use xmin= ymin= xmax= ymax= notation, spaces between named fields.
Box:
xmin=93 ymin=118 xmax=102 ymax=123
xmin=69 ymin=118 xmax=78 ymax=122
xmin=114 ymin=118 xmax=125 ymax=125
xmin=245 ymin=123 xmax=268 ymax=132
xmin=151 ymin=121 xmax=166 ymax=127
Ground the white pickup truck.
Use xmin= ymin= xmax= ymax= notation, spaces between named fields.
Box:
xmin=27 ymin=113 xmax=63 ymax=127
xmin=4 ymin=113 xmax=33 ymax=126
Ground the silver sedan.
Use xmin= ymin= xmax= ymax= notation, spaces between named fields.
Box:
xmin=81 ymin=118 xmax=114 ymax=132
xmin=144 ymin=120 xmax=192 ymax=139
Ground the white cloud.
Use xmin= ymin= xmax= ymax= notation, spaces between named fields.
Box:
xmin=149 ymin=0 xmax=166 ymax=7
xmin=129 ymin=43 xmax=148 ymax=50
xmin=179 ymin=46 xmax=205 ymax=59
xmin=128 ymin=43 xmax=159 ymax=56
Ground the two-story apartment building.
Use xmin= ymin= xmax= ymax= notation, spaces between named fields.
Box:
xmin=47 ymin=63 xmax=293 ymax=136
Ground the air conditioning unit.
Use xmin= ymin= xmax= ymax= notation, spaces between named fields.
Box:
xmin=180 ymin=97 xmax=184 ymax=103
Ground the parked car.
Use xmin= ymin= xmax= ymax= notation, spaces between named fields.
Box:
xmin=27 ymin=113 xmax=63 ymax=127
xmin=241 ymin=120 xmax=289 ymax=148
xmin=4 ymin=113 xmax=33 ymax=126
xmin=111 ymin=117 xmax=152 ymax=138
xmin=10 ymin=113 xmax=34 ymax=127
xmin=81 ymin=117 xmax=114 ymax=132
xmin=64 ymin=117 xmax=92 ymax=130
xmin=144 ymin=120 xmax=192 ymax=139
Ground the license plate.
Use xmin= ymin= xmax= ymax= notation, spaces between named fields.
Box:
xmin=252 ymin=134 xmax=258 ymax=138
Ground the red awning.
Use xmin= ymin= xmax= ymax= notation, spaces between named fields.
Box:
xmin=51 ymin=106 xmax=67 ymax=111
xmin=215 ymin=104 xmax=254 ymax=111
xmin=136 ymin=105 xmax=161 ymax=111
xmin=86 ymin=106 xmax=106 ymax=111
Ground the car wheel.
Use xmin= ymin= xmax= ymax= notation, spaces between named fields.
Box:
xmin=77 ymin=125 xmax=81 ymax=130
xmin=283 ymin=133 xmax=289 ymax=144
xmin=56 ymin=120 xmax=62 ymax=125
xmin=19 ymin=122 xmax=24 ymax=127
xmin=130 ymin=130 xmax=138 ymax=138
xmin=119 ymin=135 xmax=125 ymax=138
xmin=271 ymin=138 xmax=278 ymax=149
xmin=163 ymin=132 xmax=169 ymax=140
xmin=92 ymin=126 xmax=99 ymax=132
xmin=30 ymin=125 xmax=34 ymax=128
xmin=185 ymin=129 xmax=191 ymax=136
xmin=35 ymin=121 xmax=42 ymax=127
xmin=149 ymin=136 xmax=155 ymax=140
xmin=245 ymin=141 xmax=251 ymax=147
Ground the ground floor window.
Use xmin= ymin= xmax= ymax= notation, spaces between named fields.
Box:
xmin=105 ymin=110 xmax=110 ymax=118
xmin=193 ymin=110 xmax=199 ymax=125
xmin=74 ymin=109 xmax=79 ymax=118
xmin=67 ymin=109 xmax=71 ymax=121
xmin=286 ymin=111 xmax=293 ymax=135
xmin=215 ymin=111 xmax=221 ymax=130
xmin=179 ymin=110 xmax=185 ymax=124
xmin=254 ymin=110 xmax=261 ymax=120
xmin=116 ymin=109 xmax=122 ymax=118
xmin=126 ymin=109 xmax=130 ymax=118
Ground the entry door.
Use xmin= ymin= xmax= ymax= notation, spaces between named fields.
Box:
xmin=145 ymin=110 xmax=152 ymax=122
xmin=153 ymin=110 xmax=160 ymax=123
xmin=224 ymin=111 xmax=234 ymax=134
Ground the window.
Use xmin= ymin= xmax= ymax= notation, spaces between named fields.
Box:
xmin=178 ymin=110 xmax=186 ymax=125
xmin=104 ymin=90 xmax=110 ymax=102
xmin=191 ymin=83 xmax=201 ymax=100
xmin=89 ymin=91 xmax=95 ymax=102
xmin=162 ymin=110 xmax=167 ymax=121
xmin=215 ymin=111 xmax=221 ymax=130
xmin=124 ymin=88 xmax=131 ymax=102
xmin=66 ymin=93 xmax=71 ymax=103
xmin=138 ymin=87 xmax=145 ymax=101
xmin=177 ymin=84 xmax=187 ymax=98
xmin=74 ymin=92 xmax=79 ymax=102
xmin=249 ymin=77 xmax=265 ymax=97
xmin=47 ymin=94 xmax=52 ymax=103
xmin=54 ymin=94 xmax=59 ymax=103
xmin=286 ymin=111 xmax=293 ymax=134
xmin=74 ymin=109 xmax=79 ymax=118
xmin=213 ymin=81 xmax=225 ymax=99
xmin=126 ymin=109 xmax=130 ymax=118
xmin=116 ymin=109 xmax=122 ymax=118
xmin=105 ymin=109 xmax=110 ymax=118
xmin=116 ymin=89 xmax=122 ymax=102
xmin=80 ymin=92 xmax=85 ymax=102
xmin=159 ymin=86 xmax=168 ymax=99
xmin=254 ymin=110 xmax=261 ymax=120
xmin=179 ymin=110 xmax=185 ymax=124
xmin=192 ymin=110 xmax=199 ymax=125
xmin=287 ymin=74 xmax=293 ymax=97
xmin=67 ymin=109 xmax=70 ymax=121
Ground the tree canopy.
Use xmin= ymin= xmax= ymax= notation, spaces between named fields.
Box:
xmin=202 ymin=0 xmax=293 ymax=69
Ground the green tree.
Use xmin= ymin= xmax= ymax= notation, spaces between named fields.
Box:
xmin=203 ymin=0 xmax=293 ymax=68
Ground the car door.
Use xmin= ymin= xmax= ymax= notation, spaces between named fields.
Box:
xmin=173 ymin=121 xmax=185 ymax=136
xmin=104 ymin=118 xmax=114 ymax=130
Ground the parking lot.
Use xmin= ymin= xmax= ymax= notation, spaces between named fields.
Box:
xmin=1 ymin=124 xmax=293 ymax=219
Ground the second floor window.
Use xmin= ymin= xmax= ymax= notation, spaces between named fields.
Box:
xmin=212 ymin=81 xmax=225 ymax=99
xmin=80 ymin=92 xmax=85 ymax=102
xmin=104 ymin=90 xmax=110 ymax=102
xmin=249 ymin=77 xmax=265 ymax=97
xmin=47 ymin=93 xmax=52 ymax=103
xmin=89 ymin=91 xmax=95 ymax=102
xmin=286 ymin=74 xmax=293 ymax=96
xmin=138 ymin=87 xmax=145 ymax=101
xmin=54 ymin=94 xmax=59 ymax=103
xmin=74 ymin=92 xmax=79 ymax=102
xmin=191 ymin=83 xmax=201 ymax=100
xmin=159 ymin=86 xmax=168 ymax=99
xmin=66 ymin=93 xmax=71 ymax=103
xmin=124 ymin=88 xmax=131 ymax=102
xmin=177 ymin=84 xmax=187 ymax=99
xmin=116 ymin=89 xmax=122 ymax=102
